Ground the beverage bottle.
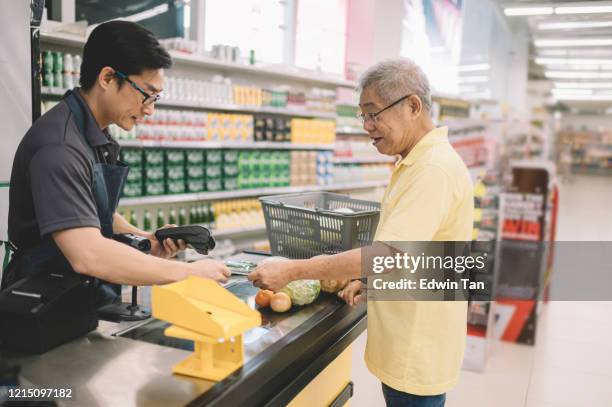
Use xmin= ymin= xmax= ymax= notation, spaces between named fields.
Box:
xmin=156 ymin=208 xmax=165 ymax=229
xmin=129 ymin=210 xmax=139 ymax=227
xmin=168 ymin=207 xmax=177 ymax=225
xmin=189 ymin=207 xmax=197 ymax=224
xmin=209 ymin=202 xmax=216 ymax=229
xmin=143 ymin=209 xmax=151 ymax=231
xmin=179 ymin=207 xmax=187 ymax=226
xmin=73 ymin=55 xmax=81 ymax=86
xmin=201 ymin=203 xmax=209 ymax=226
xmin=63 ymin=53 xmax=74 ymax=89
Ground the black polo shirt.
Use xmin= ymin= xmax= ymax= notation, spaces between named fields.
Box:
xmin=8 ymin=89 xmax=120 ymax=250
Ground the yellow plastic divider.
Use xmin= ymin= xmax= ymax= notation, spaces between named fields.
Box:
xmin=152 ymin=276 xmax=261 ymax=381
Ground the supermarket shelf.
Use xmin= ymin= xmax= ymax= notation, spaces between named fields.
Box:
xmin=40 ymin=30 xmax=87 ymax=48
xmin=40 ymin=32 xmax=356 ymax=89
xmin=169 ymin=51 xmax=356 ymax=89
xmin=159 ymin=99 xmax=337 ymax=119
xmin=41 ymin=88 xmax=336 ymax=119
xmin=336 ymin=126 xmax=367 ymax=135
xmin=119 ymin=180 xmax=388 ymax=206
xmin=41 ymin=87 xmax=66 ymax=96
xmin=333 ymin=156 xmax=396 ymax=164
xmin=118 ymin=139 xmax=334 ymax=151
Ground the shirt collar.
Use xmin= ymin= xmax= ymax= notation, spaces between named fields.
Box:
xmin=396 ymin=126 xmax=449 ymax=168
xmin=71 ymin=88 xmax=113 ymax=147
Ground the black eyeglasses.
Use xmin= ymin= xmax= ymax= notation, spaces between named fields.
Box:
xmin=357 ymin=94 xmax=413 ymax=125
xmin=115 ymin=70 xmax=161 ymax=105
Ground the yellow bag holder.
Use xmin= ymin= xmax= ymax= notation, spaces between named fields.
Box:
xmin=152 ymin=276 xmax=261 ymax=381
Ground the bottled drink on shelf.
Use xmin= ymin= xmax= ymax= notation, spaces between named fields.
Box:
xmin=189 ymin=207 xmax=198 ymax=224
xmin=208 ymin=202 xmax=216 ymax=229
xmin=129 ymin=210 xmax=138 ymax=228
xmin=178 ymin=207 xmax=187 ymax=226
xmin=198 ymin=204 xmax=208 ymax=223
xmin=168 ymin=207 xmax=177 ymax=225
xmin=143 ymin=209 xmax=151 ymax=231
xmin=156 ymin=208 xmax=165 ymax=229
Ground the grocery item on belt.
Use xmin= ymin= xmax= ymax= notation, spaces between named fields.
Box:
xmin=270 ymin=292 xmax=291 ymax=312
xmin=279 ymin=280 xmax=321 ymax=306
xmin=320 ymin=279 xmax=349 ymax=293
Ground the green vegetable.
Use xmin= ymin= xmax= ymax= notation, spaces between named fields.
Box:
xmin=280 ymin=280 xmax=321 ymax=306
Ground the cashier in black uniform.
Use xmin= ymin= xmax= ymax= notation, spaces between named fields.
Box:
xmin=0 ymin=21 xmax=229 ymax=301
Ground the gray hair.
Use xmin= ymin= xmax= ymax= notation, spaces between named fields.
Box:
xmin=358 ymin=58 xmax=432 ymax=112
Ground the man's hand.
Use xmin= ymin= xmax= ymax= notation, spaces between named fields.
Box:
xmin=147 ymin=224 xmax=187 ymax=259
xmin=338 ymin=280 xmax=366 ymax=307
xmin=248 ymin=260 xmax=296 ymax=291
xmin=187 ymin=259 xmax=231 ymax=283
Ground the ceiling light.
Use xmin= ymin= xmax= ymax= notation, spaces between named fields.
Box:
xmin=553 ymin=94 xmax=612 ymax=101
xmin=457 ymin=63 xmax=490 ymax=72
xmin=538 ymin=20 xmax=612 ymax=30
xmin=535 ymin=57 xmax=612 ymax=65
xmin=551 ymin=89 xmax=594 ymax=95
xmin=538 ymin=49 xmax=612 ymax=57
xmin=555 ymin=5 xmax=612 ymax=15
xmin=504 ymin=7 xmax=553 ymax=16
xmin=124 ymin=4 xmax=169 ymax=22
xmin=543 ymin=65 xmax=612 ymax=71
xmin=535 ymin=38 xmax=612 ymax=47
xmin=545 ymin=71 xmax=612 ymax=79
xmin=554 ymin=82 xmax=612 ymax=89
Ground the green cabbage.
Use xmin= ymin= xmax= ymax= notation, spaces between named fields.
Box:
xmin=280 ymin=280 xmax=321 ymax=305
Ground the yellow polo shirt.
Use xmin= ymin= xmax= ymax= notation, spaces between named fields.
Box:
xmin=365 ymin=126 xmax=474 ymax=395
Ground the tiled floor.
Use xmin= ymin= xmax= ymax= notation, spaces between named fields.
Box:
xmin=350 ymin=175 xmax=612 ymax=407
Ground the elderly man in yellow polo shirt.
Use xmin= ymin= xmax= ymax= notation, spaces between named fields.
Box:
xmin=249 ymin=58 xmax=473 ymax=407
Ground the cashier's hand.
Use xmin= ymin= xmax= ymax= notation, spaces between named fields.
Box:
xmin=148 ymin=224 xmax=187 ymax=259
xmin=338 ymin=280 xmax=366 ymax=307
xmin=248 ymin=261 xmax=294 ymax=292
xmin=188 ymin=259 xmax=231 ymax=283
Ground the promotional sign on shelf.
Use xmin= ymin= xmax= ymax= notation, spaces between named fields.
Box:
xmin=495 ymin=163 xmax=554 ymax=346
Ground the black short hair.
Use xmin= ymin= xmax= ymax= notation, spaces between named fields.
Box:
xmin=80 ymin=20 xmax=172 ymax=91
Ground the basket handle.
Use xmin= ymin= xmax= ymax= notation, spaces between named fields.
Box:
xmin=262 ymin=199 xmax=284 ymax=207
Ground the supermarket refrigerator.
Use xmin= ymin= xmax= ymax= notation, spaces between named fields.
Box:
xmin=0 ymin=0 xmax=42 ymax=277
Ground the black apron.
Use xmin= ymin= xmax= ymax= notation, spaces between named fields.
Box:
xmin=0 ymin=90 xmax=129 ymax=306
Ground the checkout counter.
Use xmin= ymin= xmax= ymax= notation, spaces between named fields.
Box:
xmin=3 ymin=252 xmax=365 ymax=406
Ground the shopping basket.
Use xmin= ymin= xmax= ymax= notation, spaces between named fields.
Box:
xmin=259 ymin=192 xmax=381 ymax=259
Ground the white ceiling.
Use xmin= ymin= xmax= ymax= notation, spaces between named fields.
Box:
xmin=496 ymin=0 xmax=612 ymax=111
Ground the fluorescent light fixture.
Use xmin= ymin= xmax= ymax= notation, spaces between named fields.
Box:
xmin=555 ymin=5 xmax=612 ymax=15
xmin=535 ymin=38 xmax=612 ymax=47
xmin=538 ymin=20 xmax=612 ymax=30
xmin=551 ymin=89 xmax=594 ymax=95
xmin=543 ymin=64 xmax=612 ymax=71
xmin=457 ymin=63 xmax=490 ymax=72
xmin=554 ymin=94 xmax=612 ymax=101
xmin=535 ymin=57 xmax=612 ymax=65
xmin=124 ymin=4 xmax=169 ymax=22
xmin=554 ymin=82 xmax=612 ymax=89
xmin=457 ymin=76 xmax=488 ymax=83
xmin=504 ymin=7 xmax=553 ymax=16
xmin=538 ymin=49 xmax=612 ymax=57
xmin=545 ymin=71 xmax=612 ymax=79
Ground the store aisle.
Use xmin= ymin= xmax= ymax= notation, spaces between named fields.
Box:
xmin=452 ymin=175 xmax=612 ymax=407
xmin=352 ymin=175 xmax=612 ymax=407
xmin=523 ymin=174 xmax=612 ymax=407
